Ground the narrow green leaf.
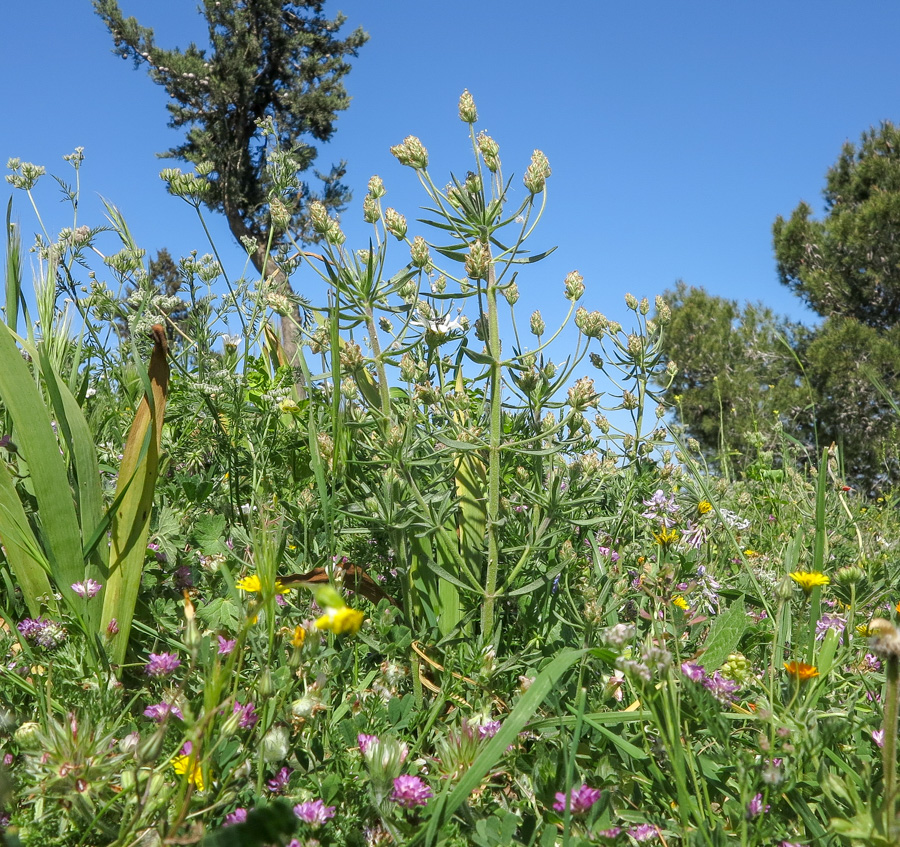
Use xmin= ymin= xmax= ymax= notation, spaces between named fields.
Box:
xmin=422 ymin=648 xmax=588 ymax=847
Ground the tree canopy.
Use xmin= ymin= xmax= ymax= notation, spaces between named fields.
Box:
xmin=94 ymin=0 xmax=368 ymax=361
xmin=659 ymin=122 xmax=900 ymax=490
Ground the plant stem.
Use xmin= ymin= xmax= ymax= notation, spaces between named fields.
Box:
xmin=481 ymin=258 xmax=502 ymax=639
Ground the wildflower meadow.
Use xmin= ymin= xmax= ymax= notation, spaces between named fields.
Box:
xmin=2 ymin=92 xmax=900 ymax=847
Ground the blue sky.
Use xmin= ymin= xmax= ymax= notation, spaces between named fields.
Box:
xmin=2 ymin=1 xmax=899 ymax=340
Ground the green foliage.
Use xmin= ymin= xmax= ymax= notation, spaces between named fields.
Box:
xmin=93 ymin=0 xmax=368 ymax=265
xmin=3 ymin=95 xmax=900 ymax=847
xmin=655 ymin=281 xmax=812 ymax=473
xmin=773 ymin=121 xmax=900 ymax=329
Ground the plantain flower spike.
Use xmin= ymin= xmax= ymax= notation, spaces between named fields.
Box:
xmin=458 ymin=89 xmax=478 ymax=123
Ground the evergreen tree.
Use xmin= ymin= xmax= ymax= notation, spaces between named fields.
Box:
xmin=773 ymin=121 xmax=900 ymax=331
xmin=659 ymin=123 xmax=900 ymax=490
xmin=655 ymin=281 xmax=812 ymax=473
xmin=94 ymin=0 xmax=368 ymax=364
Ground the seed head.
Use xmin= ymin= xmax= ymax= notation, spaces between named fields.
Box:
xmin=458 ymin=89 xmax=478 ymax=123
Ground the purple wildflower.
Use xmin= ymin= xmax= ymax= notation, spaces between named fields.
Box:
xmin=146 ymin=542 xmax=167 ymax=562
xmin=746 ymin=793 xmax=770 ymax=818
xmin=233 ymin=701 xmax=259 ymax=730
xmin=861 ymin=653 xmax=882 ymax=672
xmin=815 ymin=614 xmax=846 ymax=644
xmin=703 ymin=671 xmax=739 ymax=703
xmin=597 ymin=827 xmax=622 ymax=840
xmin=873 ymin=729 xmax=885 ymax=748
xmin=293 ymin=799 xmax=336 ymax=827
xmin=596 ymin=546 xmax=620 ymax=562
xmin=641 ymin=489 xmax=679 ymax=527
xmin=18 ymin=617 xmax=66 ymax=648
xmin=681 ymin=662 xmax=706 ymax=683
xmin=224 ymin=808 xmax=247 ymax=826
xmin=553 ymin=784 xmax=602 ymax=814
xmin=145 ymin=652 xmax=181 ymax=678
xmin=71 ymin=579 xmax=102 ymax=598
xmin=106 ymin=618 xmax=119 ymax=636
xmin=681 ymin=521 xmax=709 ymax=550
xmin=267 ymin=766 xmax=292 ymax=794
xmin=143 ymin=703 xmax=183 ymax=722
xmin=391 ymin=775 xmax=432 ymax=809
xmin=629 ymin=823 xmax=658 ymax=842
xmin=217 ymin=635 xmax=237 ymax=655
xmin=174 ymin=565 xmax=194 ymax=590
xmin=358 ymin=733 xmax=379 ymax=755
xmin=477 ymin=720 xmax=502 ymax=740
xmin=17 ymin=617 xmax=48 ymax=640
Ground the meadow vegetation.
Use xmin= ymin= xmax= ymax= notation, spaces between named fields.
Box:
xmin=1 ymin=94 xmax=899 ymax=847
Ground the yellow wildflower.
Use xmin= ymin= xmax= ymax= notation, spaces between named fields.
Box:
xmin=172 ymin=754 xmax=205 ymax=791
xmin=672 ymin=596 xmax=689 ymax=611
xmin=789 ymin=571 xmax=829 ymax=594
xmin=653 ymin=527 xmax=679 ymax=547
xmin=290 ymin=625 xmax=306 ymax=648
xmin=784 ymin=661 xmax=818 ymax=682
xmin=857 ymin=622 xmax=875 ymax=637
xmin=315 ymin=606 xmax=365 ymax=635
xmin=236 ymin=574 xmax=290 ymax=595
xmin=744 ymin=549 xmax=760 ymax=558
xmin=698 ymin=500 xmax=712 ymax=515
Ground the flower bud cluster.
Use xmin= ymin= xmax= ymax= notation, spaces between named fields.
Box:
xmin=6 ymin=159 xmax=46 ymax=190
xmin=269 ymin=197 xmax=291 ymax=231
xmin=390 ymin=135 xmax=429 ymax=169
xmin=567 ymin=377 xmax=598 ymax=412
xmin=384 ymin=208 xmax=407 ymax=240
xmin=575 ymin=307 xmax=607 ymax=338
xmin=410 ymin=236 xmax=431 ymax=269
xmin=465 ymin=241 xmax=490 ymax=280
xmin=308 ymin=201 xmax=345 ymax=244
xmin=530 ymin=310 xmax=545 ymax=336
xmin=655 ymin=296 xmax=672 ymax=324
xmin=523 ymin=150 xmax=551 ymax=194
xmin=564 ymin=271 xmax=585 ymax=301
xmin=159 ymin=167 xmax=211 ymax=202
xmin=105 ymin=247 xmax=147 ymax=275
xmin=340 ymin=341 xmax=364 ymax=370
xmin=477 ymin=132 xmax=501 ymax=172
xmin=458 ymin=89 xmax=478 ymax=123
xmin=502 ymin=281 xmax=519 ymax=305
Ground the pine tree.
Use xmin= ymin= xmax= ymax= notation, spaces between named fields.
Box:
xmin=94 ymin=0 xmax=368 ymax=364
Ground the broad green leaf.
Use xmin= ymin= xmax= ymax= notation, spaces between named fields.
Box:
xmin=0 ymin=325 xmax=82 ymax=593
xmin=700 ymin=595 xmax=746 ymax=671
xmin=0 ymin=462 xmax=55 ymax=616
xmin=101 ymin=326 xmax=169 ymax=669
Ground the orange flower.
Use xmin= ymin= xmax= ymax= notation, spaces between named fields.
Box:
xmin=784 ymin=661 xmax=818 ymax=681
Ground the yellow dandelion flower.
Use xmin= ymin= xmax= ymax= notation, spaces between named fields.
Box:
xmin=315 ymin=606 xmax=365 ymax=636
xmin=236 ymin=574 xmax=290 ymax=595
xmin=672 ymin=596 xmax=689 ymax=610
xmin=857 ymin=622 xmax=875 ymax=637
xmin=290 ymin=625 xmax=306 ymax=648
xmin=172 ymin=755 xmax=205 ymax=791
xmin=698 ymin=500 xmax=712 ymax=515
xmin=653 ymin=527 xmax=679 ymax=546
xmin=789 ymin=571 xmax=829 ymax=594
xmin=744 ymin=549 xmax=760 ymax=558
xmin=784 ymin=661 xmax=818 ymax=681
